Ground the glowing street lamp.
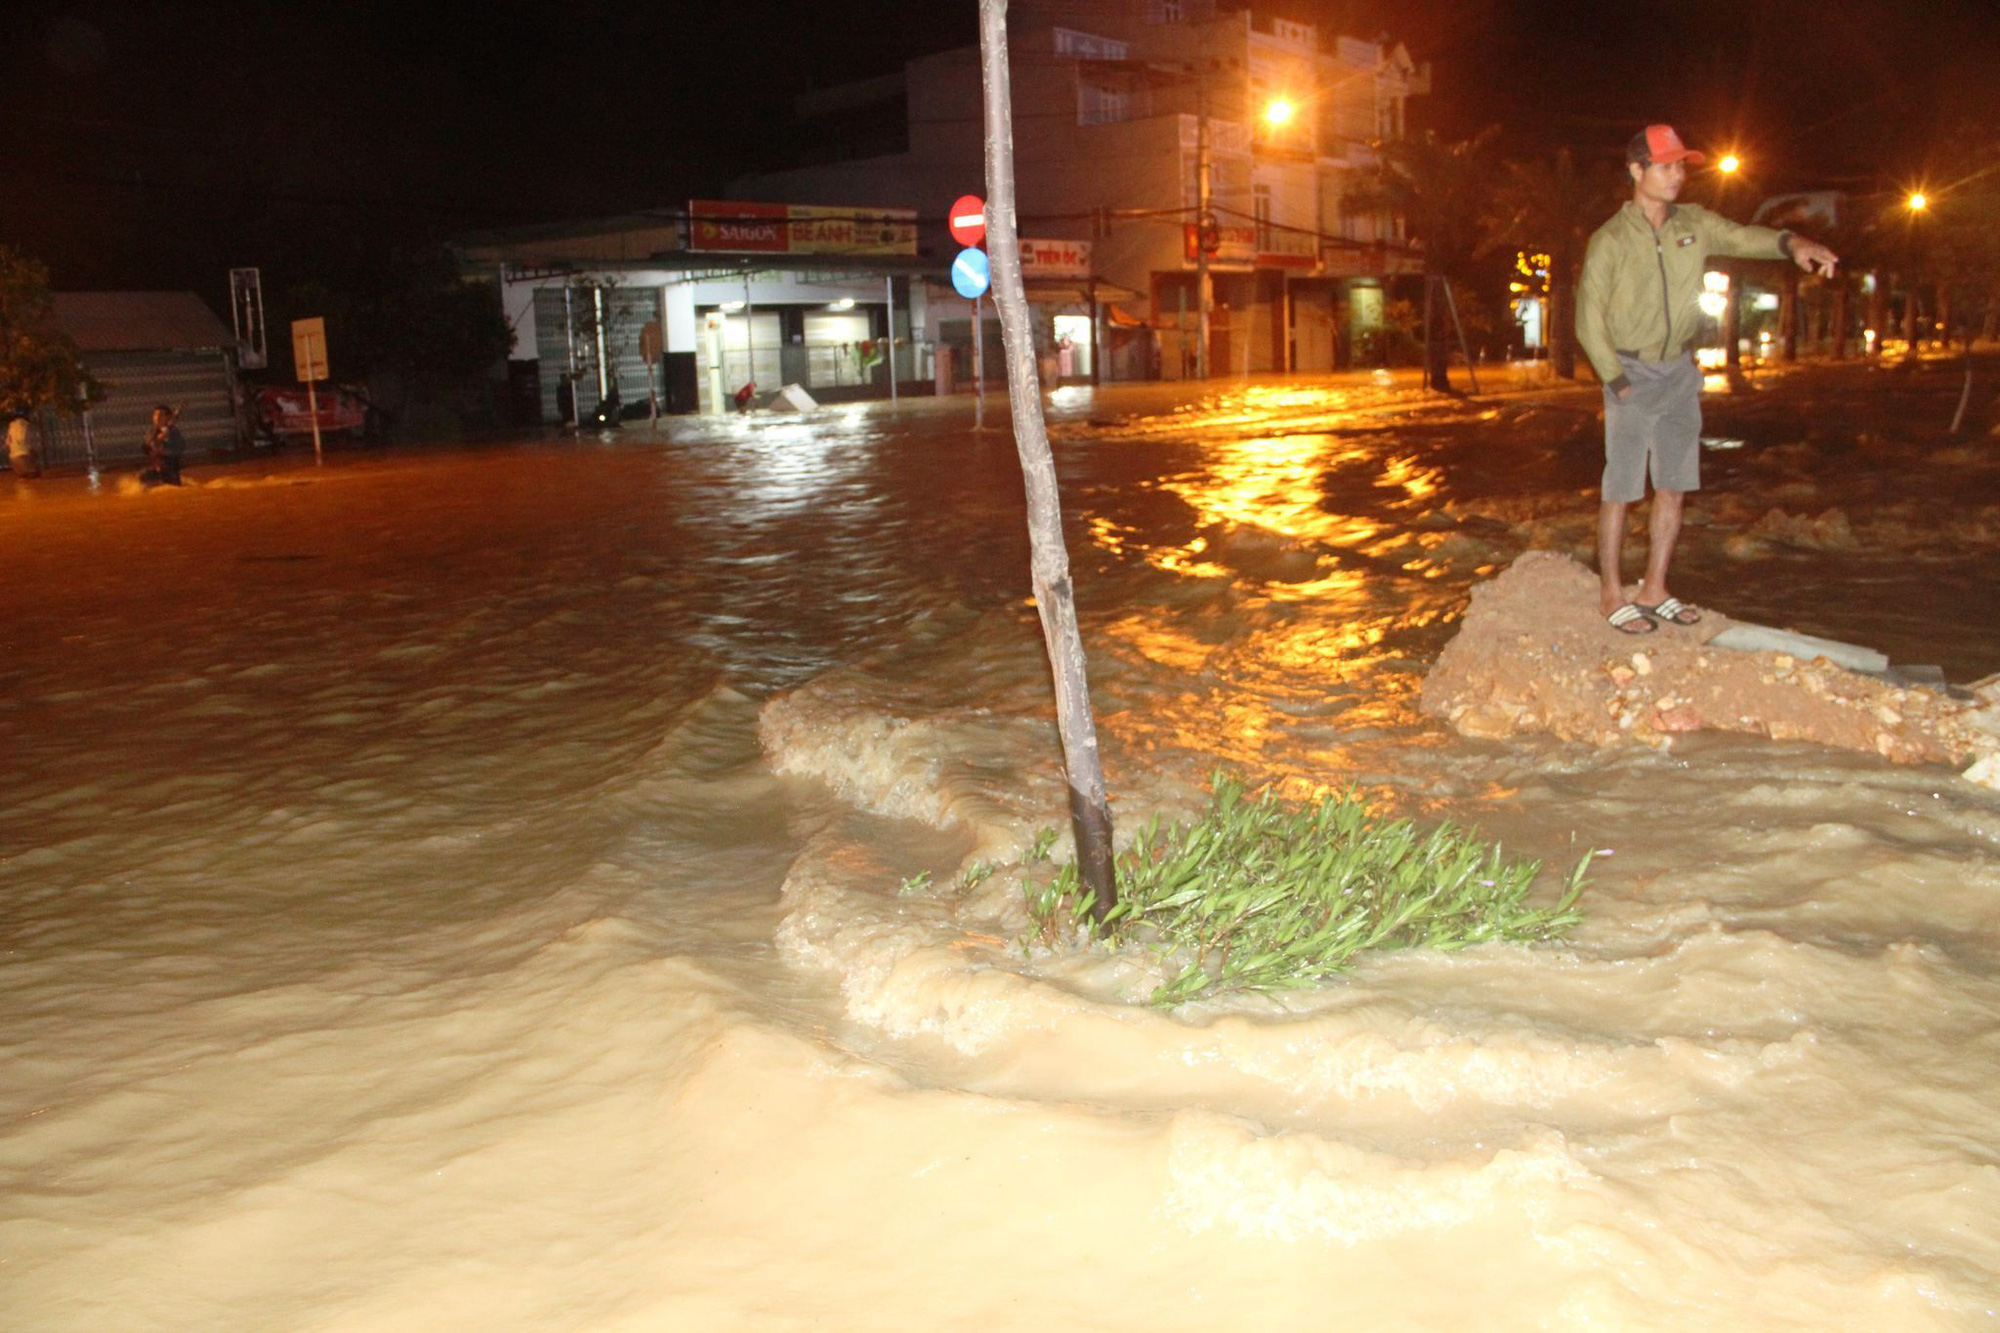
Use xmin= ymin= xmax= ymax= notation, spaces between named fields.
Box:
xmin=1718 ymin=153 xmax=1741 ymax=175
xmin=1907 ymin=191 xmax=1929 ymax=212
xmin=1698 ymin=269 xmax=1730 ymax=318
xmin=1262 ymin=96 xmax=1296 ymax=128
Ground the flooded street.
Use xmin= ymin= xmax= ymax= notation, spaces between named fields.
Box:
xmin=4 ymin=362 xmax=2000 ymax=1328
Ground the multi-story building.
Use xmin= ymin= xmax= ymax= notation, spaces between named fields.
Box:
xmin=735 ymin=0 xmax=1428 ymax=379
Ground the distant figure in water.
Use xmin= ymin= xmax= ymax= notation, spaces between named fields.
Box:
xmin=142 ymin=404 xmax=186 ymax=487
xmin=5 ymin=412 xmax=40 ymax=479
xmin=1577 ymin=124 xmax=1838 ymax=636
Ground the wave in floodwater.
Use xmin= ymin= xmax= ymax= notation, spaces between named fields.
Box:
xmin=758 ymin=620 xmax=2000 ymax=1326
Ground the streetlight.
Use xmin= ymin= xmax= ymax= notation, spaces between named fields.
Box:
xmin=1899 ymin=190 xmax=1930 ymax=359
xmin=1191 ymin=82 xmax=1301 ymax=380
xmin=1718 ymin=153 xmax=1741 ymax=175
xmin=1189 ymin=79 xmax=1311 ymax=380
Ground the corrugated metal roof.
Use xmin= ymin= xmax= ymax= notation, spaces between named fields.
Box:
xmin=52 ymin=291 xmax=233 ymax=352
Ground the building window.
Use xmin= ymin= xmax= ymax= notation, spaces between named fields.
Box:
xmin=1053 ymin=27 xmax=1128 ymax=60
xmin=1078 ymin=81 xmax=1130 ymax=125
xmin=1375 ymin=92 xmax=1405 ymax=141
xmin=1149 ymin=0 xmax=1185 ymax=22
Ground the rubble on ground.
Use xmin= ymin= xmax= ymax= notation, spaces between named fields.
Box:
xmin=1421 ymin=551 xmax=2000 ymax=788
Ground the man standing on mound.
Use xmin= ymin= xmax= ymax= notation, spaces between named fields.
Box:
xmin=1576 ymin=124 xmax=1838 ymax=635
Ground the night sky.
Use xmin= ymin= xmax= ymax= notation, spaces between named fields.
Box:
xmin=9 ymin=0 xmax=1997 ymax=291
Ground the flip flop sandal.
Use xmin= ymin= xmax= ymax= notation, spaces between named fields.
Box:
xmin=1639 ymin=596 xmax=1701 ymax=626
xmin=1607 ymin=604 xmax=1658 ymax=635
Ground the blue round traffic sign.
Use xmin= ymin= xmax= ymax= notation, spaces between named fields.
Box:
xmin=951 ymin=247 xmax=991 ymax=299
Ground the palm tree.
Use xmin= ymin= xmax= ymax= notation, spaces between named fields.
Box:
xmin=1348 ymin=127 xmax=1500 ymax=391
xmin=1480 ymin=148 xmax=1618 ymax=380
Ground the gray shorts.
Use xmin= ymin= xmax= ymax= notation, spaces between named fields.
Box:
xmin=1602 ymin=353 xmax=1702 ymax=503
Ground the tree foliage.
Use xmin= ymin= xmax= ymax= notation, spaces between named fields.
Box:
xmin=274 ymin=240 xmax=512 ymax=392
xmin=0 ymin=246 xmax=100 ymax=417
xmin=1348 ymin=126 xmax=1501 ymax=283
xmin=1917 ymin=125 xmax=2000 ymax=345
xmin=1481 ymin=148 xmax=1618 ymax=379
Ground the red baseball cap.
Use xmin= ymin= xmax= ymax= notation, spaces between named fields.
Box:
xmin=1627 ymin=124 xmax=1707 ymax=167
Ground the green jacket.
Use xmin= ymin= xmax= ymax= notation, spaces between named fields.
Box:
xmin=1576 ymin=201 xmax=1792 ymax=391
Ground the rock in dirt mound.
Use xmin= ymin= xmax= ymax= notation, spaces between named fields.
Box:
xmin=1420 ymin=552 xmax=1999 ymax=786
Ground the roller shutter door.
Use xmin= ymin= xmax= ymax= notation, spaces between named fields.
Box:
xmin=37 ymin=350 xmax=239 ymax=468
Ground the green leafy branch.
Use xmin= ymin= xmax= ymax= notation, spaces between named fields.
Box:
xmin=1022 ymin=773 xmax=1588 ymax=1006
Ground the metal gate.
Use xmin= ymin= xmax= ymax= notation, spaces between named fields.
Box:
xmin=37 ymin=350 xmax=241 ymax=469
xmin=532 ymin=284 xmax=664 ymax=424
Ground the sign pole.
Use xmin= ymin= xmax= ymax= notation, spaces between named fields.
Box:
xmin=973 ymin=294 xmax=985 ymax=430
xmin=885 ymin=276 xmax=899 ymax=405
xmin=291 ymin=317 xmax=329 ymax=466
xmin=1088 ymin=279 xmax=1100 ymax=388
xmin=743 ymin=274 xmax=755 ymax=403
xmin=306 ymin=333 xmax=324 ymax=466
xmin=948 ymin=196 xmax=991 ymax=430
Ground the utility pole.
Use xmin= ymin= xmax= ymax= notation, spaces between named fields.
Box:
xmin=1194 ymin=64 xmax=1212 ymax=381
xmin=1192 ymin=69 xmax=1208 ymax=378
xmin=977 ymin=0 xmax=1117 ymax=924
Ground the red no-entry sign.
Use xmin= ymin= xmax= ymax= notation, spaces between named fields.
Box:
xmin=948 ymin=194 xmax=986 ymax=248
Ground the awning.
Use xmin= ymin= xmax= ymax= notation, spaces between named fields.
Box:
xmin=926 ymin=278 xmax=1144 ymax=310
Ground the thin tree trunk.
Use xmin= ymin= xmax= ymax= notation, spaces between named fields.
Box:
xmin=1723 ymin=262 xmax=1742 ymax=373
xmin=1831 ymin=279 xmax=1849 ymax=361
xmin=1550 ymin=260 xmax=1576 ymax=379
xmin=1903 ymin=279 xmax=1919 ymax=369
xmin=1949 ymin=356 xmax=1974 ymax=435
xmin=1867 ymin=270 xmax=1885 ymax=356
xmin=1423 ymin=272 xmax=1452 ymax=392
xmin=1422 ymin=272 xmax=1436 ymax=389
xmin=977 ymin=0 xmax=1116 ymax=923
xmin=1780 ymin=269 xmax=1798 ymax=363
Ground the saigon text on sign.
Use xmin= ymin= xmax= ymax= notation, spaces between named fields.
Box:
xmin=690 ymin=201 xmax=918 ymax=256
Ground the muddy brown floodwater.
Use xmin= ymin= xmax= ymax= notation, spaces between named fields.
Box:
xmin=4 ymin=361 xmax=1999 ymax=1329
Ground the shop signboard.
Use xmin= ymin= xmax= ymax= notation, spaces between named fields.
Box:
xmin=1183 ymin=222 xmax=1256 ymax=265
xmin=1179 ymin=224 xmax=1319 ymax=270
xmin=690 ymin=200 xmax=917 ymax=256
xmin=1017 ymin=238 xmax=1092 ymax=280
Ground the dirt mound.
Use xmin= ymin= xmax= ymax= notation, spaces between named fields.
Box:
xmin=1421 ymin=552 xmax=1999 ymax=784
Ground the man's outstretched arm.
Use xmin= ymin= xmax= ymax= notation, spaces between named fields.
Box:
xmin=1700 ymin=208 xmax=1839 ymax=276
